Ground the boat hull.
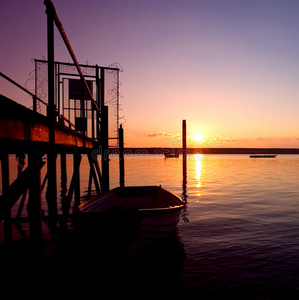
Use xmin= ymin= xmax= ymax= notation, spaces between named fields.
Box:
xmin=125 ymin=208 xmax=182 ymax=253
xmin=78 ymin=186 xmax=184 ymax=251
xmin=249 ymin=154 xmax=277 ymax=158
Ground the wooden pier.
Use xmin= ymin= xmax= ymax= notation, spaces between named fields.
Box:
xmin=0 ymin=0 xmax=122 ymax=244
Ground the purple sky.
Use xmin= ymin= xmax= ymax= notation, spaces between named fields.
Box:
xmin=1 ymin=0 xmax=299 ymax=147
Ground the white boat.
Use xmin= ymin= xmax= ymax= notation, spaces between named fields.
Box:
xmin=78 ymin=186 xmax=185 ymax=250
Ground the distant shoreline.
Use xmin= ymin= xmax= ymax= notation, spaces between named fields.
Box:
xmin=109 ymin=147 xmax=299 ymax=155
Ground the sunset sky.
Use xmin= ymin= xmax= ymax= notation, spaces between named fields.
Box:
xmin=1 ymin=0 xmax=299 ymax=148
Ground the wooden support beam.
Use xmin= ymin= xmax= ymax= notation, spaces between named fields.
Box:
xmin=87 ymin=167 xmax=93 ymax=199
xmin=27 ymin=153 xmax=43 ymax=242
xmin=41 ymin=172 xmax=48 ymax=192
xmin=0 ymin=158 xmax=45 ymax=223
xmin=87 ymin=153 xmax=101 ymax=194
xmin=93 ymin=155 xmax=103 ymax=190
xmin=16 ymin=190 xmax=27 ymax=219
xmin=63 ymin=154 xmax=81 ymax=217
xmin=14 ymin=190 xmax=29 ymax=240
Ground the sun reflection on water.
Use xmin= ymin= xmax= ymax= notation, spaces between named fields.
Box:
xmin=194 ymin=154 xmax=202 ymax=198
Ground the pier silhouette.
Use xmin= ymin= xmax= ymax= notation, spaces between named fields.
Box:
xmin=0 ymin=0 xmax=121 ymax=243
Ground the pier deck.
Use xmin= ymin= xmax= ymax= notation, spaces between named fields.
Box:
xmin=0 ymin=94 xmax=97 ymax=152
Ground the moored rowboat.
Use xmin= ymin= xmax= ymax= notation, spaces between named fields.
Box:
xmin=78 ymin=186 xmax=185 ymax=248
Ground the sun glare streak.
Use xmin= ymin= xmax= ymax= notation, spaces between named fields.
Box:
xmin=194 ymin=154 xmax=202 ymax=198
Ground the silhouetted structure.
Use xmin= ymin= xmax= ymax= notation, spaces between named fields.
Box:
xmin=0 ymin=0 xmax=121 ymax=243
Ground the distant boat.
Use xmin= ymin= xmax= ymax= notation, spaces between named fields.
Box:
xmin=249 ymin=154 xmax=277 ymax=158
xmin=164 ymin=153 xmax=179 ymax=158
xmin=78 ymin=186 xmax=184 ymax=248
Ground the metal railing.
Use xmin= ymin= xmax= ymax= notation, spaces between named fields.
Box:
xmin=0 ymin=71 xmax=48 ymax=113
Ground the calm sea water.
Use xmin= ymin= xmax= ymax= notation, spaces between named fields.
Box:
xmin=110 ymin=154 xmax=299 ymax=299
xmin=2 ymin=154 xmax=299 ymax=299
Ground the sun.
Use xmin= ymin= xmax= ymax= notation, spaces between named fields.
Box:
xmin=192 ymin=133 xmax=204 ymax=142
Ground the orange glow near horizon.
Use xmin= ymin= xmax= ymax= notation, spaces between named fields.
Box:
xmin=123 ymin=126 xmax=299 ymax=149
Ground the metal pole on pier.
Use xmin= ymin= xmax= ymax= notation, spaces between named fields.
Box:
xmin=45 ymin=0 xmax=58 ymax=228
xmin=101 ymin=105 xmax=109 ymax=192
xmin=100 ymin=68 xmax=109 ymax=192
xmin=96 ymin=65 xmax=100 ymax=141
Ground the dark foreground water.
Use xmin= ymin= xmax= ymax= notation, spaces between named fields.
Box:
xmin=2 ymin=154 xmax=299 ymax=299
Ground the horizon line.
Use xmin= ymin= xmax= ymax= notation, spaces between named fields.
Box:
xmin=108 ymin=147 xmax=299 ymax=155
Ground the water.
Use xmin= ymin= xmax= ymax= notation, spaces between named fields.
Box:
xmin=2 ymin=154 xmax=299 ymax=299
xmin=110 ymin=154 xmax=299 ymax=299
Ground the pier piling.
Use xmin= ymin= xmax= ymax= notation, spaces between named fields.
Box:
xmin=27 ymin=153 xmax=43 ymax=242
xmin=182 ymin=120 xmax=187 ymax=202
xmin=119 ymin=125 xmax=125 ymax=188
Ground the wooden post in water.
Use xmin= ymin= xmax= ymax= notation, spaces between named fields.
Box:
xmin=119 ymin=125 xmax=125 ymax=188
xmin=182 ymin=120 xmax=187 ymax=202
